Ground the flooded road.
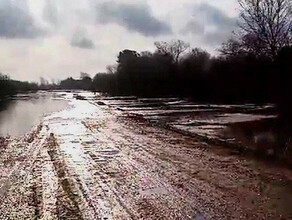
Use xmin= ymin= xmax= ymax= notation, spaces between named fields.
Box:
xmin=1 ymin=92 xmax=292 ymax=219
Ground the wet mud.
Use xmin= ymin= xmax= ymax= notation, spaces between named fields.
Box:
xmin=1 ymin=92 xmax=292 ymax=219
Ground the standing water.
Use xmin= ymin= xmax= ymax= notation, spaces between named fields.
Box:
xmin=0 ymin=91 xmax=69 ymax=136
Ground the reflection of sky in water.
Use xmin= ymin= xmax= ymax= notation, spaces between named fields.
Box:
xmin=0 ymin=93 xmax=68 ymax=136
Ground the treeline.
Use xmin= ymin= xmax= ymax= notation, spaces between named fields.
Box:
xmin=90 ymin=0 xmax=292 ymax=121
xmin=90 ymin=0 xmax=292 ymax=103
xmin=91 ymin=46 xmax=291 ymax=103
xmin=59 ymin=73 xmax=92 ymax=90
xmin=0 ymin=73 xmax=38 ymax=98
xmin=90 ymin=44 xmax=291 ymax=123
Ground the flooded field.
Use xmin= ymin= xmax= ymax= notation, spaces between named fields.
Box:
xmin=0 ymin=91 xmax=68 ymax=136
xmin=1 ymin=91 xmax=292 ymax=219
xmin=98 ymin=96 xmax=292 ymax=159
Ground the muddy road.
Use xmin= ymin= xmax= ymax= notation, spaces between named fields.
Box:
xmin=1 ymin=92 xmax=292 ymax=219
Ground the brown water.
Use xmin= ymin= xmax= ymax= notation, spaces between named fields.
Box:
xmin=0 ymin=91 xmax=68 ymax=136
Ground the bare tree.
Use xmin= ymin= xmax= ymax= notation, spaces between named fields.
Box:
xmin=80 ymin=72 xmax=91 ymax=80
xmin=106 ymin=64 xmax=117 ymax=74
xmin=40 ymin=77 xmax=48 ymax=85
xmin=220 ymin=38 xmax=245 ymax=57
xmin=0 ymin=73 xmax=10 ymax=81
xmin=51 ymin=78 xmax=56 ymax=85
xmin=238 ymin=0 xmax=292 ymax=58
xmin=140 ymin=51 xmax=153 ymax=57
xmin=219 ymin=34 xmax=262 ymax=57
xmin=154 ymin=39 xmax=190 ymax=64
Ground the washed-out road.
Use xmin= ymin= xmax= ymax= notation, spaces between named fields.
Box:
xmin=1 ymin=93 xmax=292 ymax=219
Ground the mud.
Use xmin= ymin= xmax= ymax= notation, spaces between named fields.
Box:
xmin=1 ymin=92 xmax=292 ymax=219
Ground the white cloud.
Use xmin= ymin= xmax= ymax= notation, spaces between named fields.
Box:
xmin=0 ymin=0 xmax=239 ymax=81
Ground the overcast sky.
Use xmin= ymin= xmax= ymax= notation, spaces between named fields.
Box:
xmin=0 ymin=0 xmax=239 ymax=82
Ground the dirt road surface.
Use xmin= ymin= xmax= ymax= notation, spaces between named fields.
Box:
xmin=1 ymin=94 xmax=292 ymax=219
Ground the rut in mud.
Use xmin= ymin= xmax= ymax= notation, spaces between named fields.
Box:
xmin=1 ymin=92 xmax=292 ymax=219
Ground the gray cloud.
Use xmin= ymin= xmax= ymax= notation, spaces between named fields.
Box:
xmin=0 ymin=0 xmax=42 ymax=38
xmin=203 ymin=32 xmax=233 ymax=46
xmin=71 ymin=36 xmax=95 ymax=49
xmin=195 ymin=3 xmax=237 ymax=31
xmin=43 ymin=0 xmax=58 ymax=26
xmin=183 ymin=3 xmax=237 ymax=46
xmin=96 ymin=1 xmax=172 ymax=36
xmin=181 ymin=20 xmax=205 ymax=35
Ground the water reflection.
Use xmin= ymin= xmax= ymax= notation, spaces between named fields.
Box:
xmin=0 ymin=92 xmax=68 ymax=136
xmin=221 ymin=118 xmax=292 ymax=159
xmin=100 ymin=96 xmax=292 ymax=162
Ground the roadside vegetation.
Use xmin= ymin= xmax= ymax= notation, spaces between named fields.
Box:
xmin=0 ymin=73 xmax=38 ymax=98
